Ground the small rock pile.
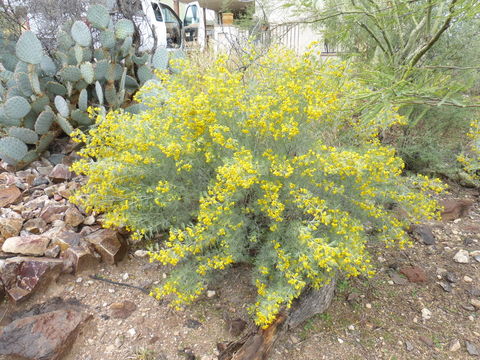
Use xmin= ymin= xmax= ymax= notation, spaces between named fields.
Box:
xmin=0 ymin=140 xmax=127 ymax=304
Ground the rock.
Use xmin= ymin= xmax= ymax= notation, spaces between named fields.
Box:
xmin=466 ymin=341 xmax=480 ymax=356
xmin=449 ymin=340 xmax=461 ymax=352
xmin=44 ymin=245 xmax=61 ymax=258
xmin=389 ymin=271 xmax=408 ymax=285
xmin=405 ymin=340 xmax=414 ymax=352
xmin=470 ymin=298 xmax=480 ymax=309
xmin=0 ymin=257 xmax=63 ymax=302
xmin=83 ymin=215 xmax=96 ymax=225
xmin=228 ymin=318 xmax=247 ymax=337
xmin=410 ymin=224 xmax=436 ymax=245
xmin=453 ymin=250 xmax=470 ymax=264
xmin=0 ymin=186 xmax=22 ymax=207
xmin=64 ymin=206 xmax=85 ymax=227
xmin=468 ymin=287 xmax=480 ymax=297
xmin=40 ymin=204 xmax=69 ymax=223
xmin=32 ymin=177 xmax=49 ymax=187
xmin=134 ymin=249 xmax=149 ymax=258
xmin=207 ymin=290 xmax=216 ymax=298
xmin=23 ymin=218 xmax=48 ymax=234
xmin=2 ymin=235 xmax=50 ymax=256
xmin=48 ymin=154 xmax=65 ymax=166
xmin=48 ymin=164 xmax=73 ymax=183
xmin=110 ymin=301 xmax=137 ymax=319
xmin=0 ymin=309 xmax=91 ymax=360
xmin=51 ymin=230 xmax=83 ymax=251
xmin=440 ymin=199 xmax=474 ymax=221
xmin=400 ymin=266 xmax=427 ymax=283
xmin=185 ymin=319 xmax=202 ymax=329
xmin=419 ymin=335 xmax=433 ymax=347
xmin=84 ymin=229 xmax=127 ymax=265
xmin=61 ymin=246 xmax=98 ymax=274
xmin=24 ymin=195 xmax=49 ymax=211
xmin=464 ymin=276 xmax=473 ymax=283
xmin=462 ymin=304 xmax=476 ymax=312
xmin=127 ymin=328 xmax=137 ymax=338
xmin=0 ymin=217 xmax=23 ymax=239
xmin=421 ymin=308 xmax=432 ymax=320
xmin=444 ymin=271 xmax=458 ymax=283
xmin=439 ymin=282 xmax=452 ymax=292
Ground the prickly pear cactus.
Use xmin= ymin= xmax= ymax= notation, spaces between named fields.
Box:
xmin=0 ymin=4 xmax=185 ymax=167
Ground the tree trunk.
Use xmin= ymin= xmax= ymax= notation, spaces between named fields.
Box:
xmin=218 ymin=277 xmax=337 ymax=360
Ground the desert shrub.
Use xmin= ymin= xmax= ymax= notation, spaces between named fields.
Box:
xmin=72 ymin=48 xmax=444 ymax=327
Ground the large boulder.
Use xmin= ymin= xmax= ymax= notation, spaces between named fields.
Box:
xmin=84 ymin=229 xmax=127 ymax=264
xmin=2 ymin=235 xmax=50 ymax=256
xmin=0 ymin=308 xmax=91 ymax=360
xmin=0 ymin=257 xmax=63 ymax=302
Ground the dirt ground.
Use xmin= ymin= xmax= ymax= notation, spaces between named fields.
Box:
xmin=1 ymin=185 xmax=479 ymax=360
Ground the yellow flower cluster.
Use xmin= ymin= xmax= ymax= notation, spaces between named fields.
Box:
xmin=458 ymin=118 xmax=480 ymax=179
xmin=72 ymin=47 xmax=443 ymax=328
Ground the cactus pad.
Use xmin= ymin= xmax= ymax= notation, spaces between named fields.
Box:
xmin=95 ymin=81 xmax=104 ymax=105
xmin=87 ymin=5 xmax=110 ymax=30
xmin=100 ymin=30 xmax=116 ymax=49
xmin=35 ymin=109 xmax=55 ymax=135
xmin=56 ymin=115 xmax=74 ymax=135
xmin=4 ymin=96 xmax=31 ymax=119
xmin=40 ymin=55 xmax=56 ymax=76
xmin=137 ymin=65 xmax=154 ymax=84
xmin=54 ymin=95 xmax=70 ymax=117
xmin=15 ymin=31 xmax=43 ymax=65
xmin=46 ymin=81 xmax=67 ymax=96
xmin=0 ymin=136 xmax=28 ymax=165
xmin=94 ymin=59 xmax=109 ymax=80
xmin=0 ymin=107 xmax=21 ymax=126
xmin=71 ymin=21 xmax=92 ymax=47
xmin=8 ymin=127 xmax=39 ymax=144
xmin=132 ymin=53 xmax=149 ymax=65
xmin=80 ymin=62 xmax=94 ymax=84
xmin=31 ymin=95 xmax=50 ymax=113
xmin=79 ymin=88 xmax=88 ymax=111
xmin=115 ymin=19 xmax=134 ymax=40
xmin=152 ymin=48 xmax=169 ymax=70
xmin=60 ymin=66 xmax=82 ymax=82
xmin=15 ymin=72 xmax=33 ymax=97
xmin=71 ymin=109 xmax=92 ymax=125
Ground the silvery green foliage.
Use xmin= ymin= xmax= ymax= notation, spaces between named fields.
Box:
xmin=0 ymin=4 xmax=185 ymax=167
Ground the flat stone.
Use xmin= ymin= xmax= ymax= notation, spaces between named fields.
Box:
xmin=470 ymin=298 xmax=480 ymax=309
xmin=400 ymin=266 xmax=427 ymax=283
xmin=419 ymin=335 xmax=433 ymax=347
xmin=40 ymin=204 xmax=69 ymax=223
xmin=439 ymin=282 xmax=452 ymax=292
xmin=64 ymin=206 xmax=85 ymax=227
xmin=453 ymin=250 xmax=470 ymax=264
xmin=449 ymin=339 xmax=461 ymax=352
xmin=0 ymin=217 xmax=23 ymax=239
xmin=0 ymin=257 xmax=63 ymax=302
xmin=32 ymin=177 xmax=49 ymax=187
xmin=83 ymin=215 xmax=96 ymax=225
xmin=110 ymin=300 xmax=137 ymax=319
xmin=0 ymin=186 xmax=21 ymax=207
xmin=44 ymin=245 xmax=61 ymax=258
xmin=410 ymin=224 xmax=436 ymax=245
xmin=445 ymin=271 xmax=458 ymax=283
xmin=23 ymin=218 xmax=48 ymax=234
xmin=185 ymin=319 xmax=202 ymax=329
xmin=0 ymin=309 xmax=91 ymax=360
xmin=61 ymin=246 xmax=98 ymax=274
xmin=2 ymin=235 xmax=50 ymax=256
xmin=405 ymin=340 xmax=414 ymax=352
xmin=390 ymin=271 xmax=408 ymax=285
xmin=48 ymin=164 xmax=73 ymax=183
xmin=84 ymin=229 xmax=126 ymax=265
xmin=52 ymin=231 xmax=84 ymax=251
xmin=466 ymin=341 xmax=480 ymax=356
xmin=440 ymin=199 xmax=474 ymax=221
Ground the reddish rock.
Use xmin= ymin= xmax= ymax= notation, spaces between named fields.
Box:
xmin=440 ymin=199 xmax=474 ymax=221
xmin=51 ymin=230 xmax=84 ymax=251
xmin=0 ymin=186 xmax=21 ymax=207
xmin=2 ymin=235 xmax=50 ymax=256
xmin=0 ymin=217 xmax=23 ymax=239
xmin=110 ymin=300 xmax=137 ymax=319
xmin=84 ymin=229 xmax=127 ymax=264
xmin=62 ymin=246 xmax=98 ymax=274
xmin=44 ymin=245 xmax=61 ymax=258
xmin=0 ymin=257 xmax=63 ymax=302
xmin=400 ymin=266 xmax=427 ymax=283
xmin=48 ymin=164 xmax=73 ymax=183
xmin=0 ymin=309 xmax=91 ymax=360
xmin=65 ymin=206 xmax=85 ymax=227
xmin=40 ymin=204 xmax=69 ymax=223
xmin=23 ymin=218 xmax=48 ymax=234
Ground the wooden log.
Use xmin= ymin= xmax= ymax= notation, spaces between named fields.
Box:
xmin=218 ymin=277 xmax=337 ymax=360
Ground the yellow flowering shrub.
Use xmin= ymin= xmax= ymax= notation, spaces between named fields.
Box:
xmin=458 ymin=117 xmax=480 ymax=180
xmin=72 ymin=48 xmax=444 ymax=328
